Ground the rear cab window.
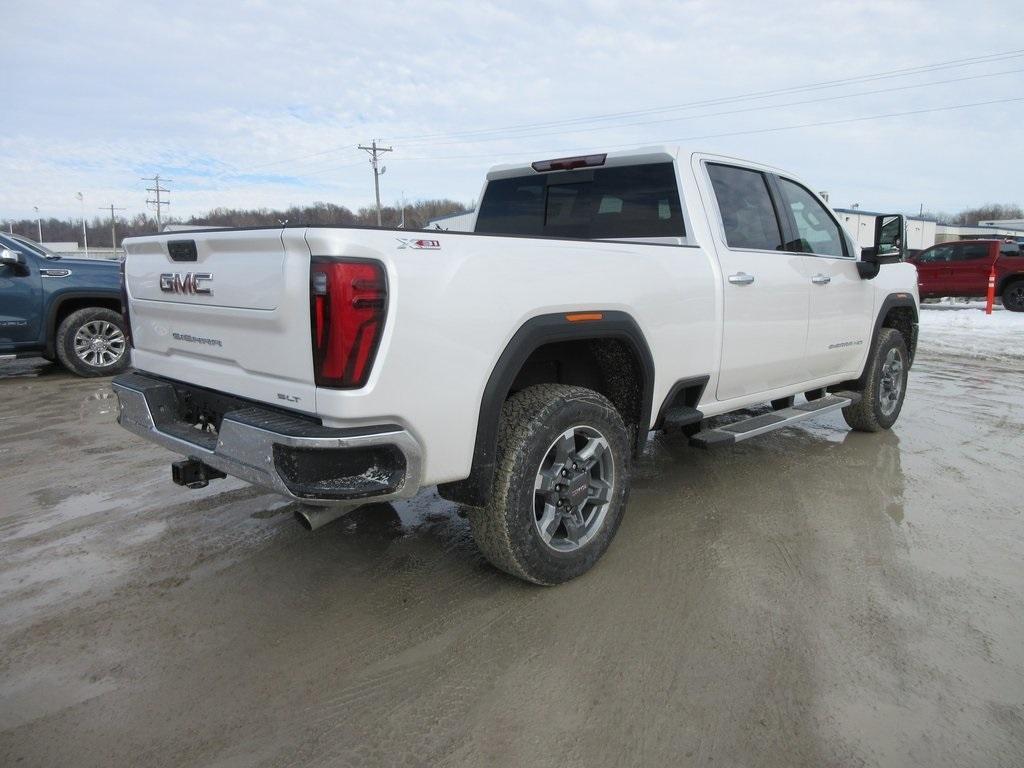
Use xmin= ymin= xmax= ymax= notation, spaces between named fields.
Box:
xmin=474 ymin=163 xmax=686 ymax=240
xmin=705 ymin=163 xmax=783 ymax=251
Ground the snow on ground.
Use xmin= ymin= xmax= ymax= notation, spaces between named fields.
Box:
xmin=918 ymin=300 xmax=1024 ymax=363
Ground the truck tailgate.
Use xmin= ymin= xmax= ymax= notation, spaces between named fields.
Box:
xmin=123 ymin=228 xmax=317 ymax=413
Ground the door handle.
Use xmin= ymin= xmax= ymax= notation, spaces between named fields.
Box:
xmin=811 ymin=274 xmax=831 ymax=285
xmin=728 ymin=272 xmax=755 ymax=285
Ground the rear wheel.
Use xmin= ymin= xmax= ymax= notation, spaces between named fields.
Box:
xmin=1003 ymin=279 xmax=1024 ymax=312
xmin=55 ymin=307 xmax=129 ymax=377
xmin=842 ymin=327 xmax=908 ymax=432
xmin=468 ymin=384 xmax=631 ymax=585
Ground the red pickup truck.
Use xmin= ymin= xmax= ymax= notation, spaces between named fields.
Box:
xmin=908 ymin=239 xmax=1024 ymax=311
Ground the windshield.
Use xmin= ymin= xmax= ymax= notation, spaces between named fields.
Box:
xmin=10 ymin=235 xmax=62 ymax=259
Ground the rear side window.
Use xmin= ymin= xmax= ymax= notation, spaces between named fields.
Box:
xmin=999 ymin=242 xmax=1020 ymax=256
xmin=475 ymin=163 xmax=685 ymax=240
xmin=954 ymin=243 xmax=991 ymax=261
xmin=706 ymin=163 xmax=783 ymax=251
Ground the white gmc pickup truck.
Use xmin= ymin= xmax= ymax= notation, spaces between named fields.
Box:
xmin=113 ymin=147 xmax=919 ymax=584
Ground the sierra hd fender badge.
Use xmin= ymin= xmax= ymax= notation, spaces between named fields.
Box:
xmin=160 ymin=272 xmax=213 ymax=295
xmin=396 ymin=238 xmax=440 ymax=250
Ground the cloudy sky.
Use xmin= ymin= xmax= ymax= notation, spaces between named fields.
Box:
xmin=2 ymin=0 xmax=1023 ymax=223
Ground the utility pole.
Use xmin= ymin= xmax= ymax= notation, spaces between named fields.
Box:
xmin=142 ymin=174 xmax=172 ymax=231
xmin=76 ymin=192 xmax=89 ymax=257
xmin=101 ymin=204 xmax=127 ymax=256
xmin=358 ymin=140 xmax=393 ymax=226
xmin=33 ymin=206 xmax=42 ymax=242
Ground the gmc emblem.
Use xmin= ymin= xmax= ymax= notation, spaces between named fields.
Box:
xmin=159 ymin=272 xmax=213 ymax=295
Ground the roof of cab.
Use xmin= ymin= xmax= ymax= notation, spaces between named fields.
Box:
xmin=485 ymin=145 xmax=683 ymax=181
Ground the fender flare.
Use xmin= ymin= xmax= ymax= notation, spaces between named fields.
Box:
xmin=852 ymin=292 xmax=918 ymax=387
xmin=438 ymin=311 xmax=655 ymax=508
xmin=44 ymin=290 xmax=123 ymax=357
xmin=996 ymin=271 xmax=1024 ymax=296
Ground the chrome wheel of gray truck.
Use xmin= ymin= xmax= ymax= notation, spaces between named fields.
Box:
xmin=56 ymin=307 xmax=129 ymax=377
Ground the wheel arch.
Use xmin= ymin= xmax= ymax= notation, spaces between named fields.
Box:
xmin=45 ymin=292 xmax=123 ymax=357
xmin=997 ymin=272 xmax=1024 ymax=296
xmin=840 ymin=293 xmax=918 ymax=392
xmin=438 ymin=311 xmax=655 ymax=507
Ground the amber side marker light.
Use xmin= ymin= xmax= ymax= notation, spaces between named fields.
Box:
xmin=565 ymin=312 xmax=604 ymax=323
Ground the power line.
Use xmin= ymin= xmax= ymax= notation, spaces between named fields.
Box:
xmin=367 ymin=96 xmax=1024 ymax=166
xmin=387 ymin=48 xmax=1024 ymax=145
xmin=384 ymin=67 xmax=1024 ymax=149
xmin=357 ymin=140 xmax=393 ymax=226
xmin=280 ymin=66 xmax=1024 ymax=180
xmin=226 ymin=48 xmax=1024 ymax=179
xmin=142 ymin=174 xmax=172 ymax=230
xmin=100 ymin=204 xmax=127 ymax=252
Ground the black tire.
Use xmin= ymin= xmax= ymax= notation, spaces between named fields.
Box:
xmin=842 ymin=327 xmax=908 ymax=433
xmin=468 ymin=384 xmax=631 ymax=585
xmin=1003 ymin=279 xmax=1024 ymax=312
xmin=55 ymin=307 xmax=130 ymax=377
xmin=771 ymin=396 xmax=795 ymax=410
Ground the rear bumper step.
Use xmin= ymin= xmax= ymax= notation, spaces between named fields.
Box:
xmin=689 ymin=392 xmax=860 ymax=448
xmin=112 ymin=372 xmax=422 ymax=505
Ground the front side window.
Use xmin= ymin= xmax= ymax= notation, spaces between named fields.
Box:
xmin=474 ymin=162 xmax=685 ymax=240
xmin=706 ymin=163 xmax=783 ymax=251
xmin=776 ymin=178 xmax=846 ymax=257
xmin=918 ymin=244 xmax=954 ymax=262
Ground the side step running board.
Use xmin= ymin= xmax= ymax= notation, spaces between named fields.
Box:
xmin=689 ymin=392 xmax=861 ymax=448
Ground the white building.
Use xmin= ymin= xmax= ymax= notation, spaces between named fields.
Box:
xmin=833 ymin=208 xmax=937 ymax=252
xmin=978 ymin=218 xmax=1024 ymax=230
xmin=425 ymin=210 xmax=476 ymax=232
xmin=934 ymin=223 xmax=1024 ymax=243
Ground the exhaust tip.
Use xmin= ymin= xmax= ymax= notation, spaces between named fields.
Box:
xmin=294 ymin=504 xmax=351 ymax=532
xmin=295 ymin=508 xmax=314 ymax=531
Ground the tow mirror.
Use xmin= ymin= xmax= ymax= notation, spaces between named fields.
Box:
xmin=0 ymin=247 xmax=27 ymax=272
xmin=858 ymin=214 xmax=905 ymax=279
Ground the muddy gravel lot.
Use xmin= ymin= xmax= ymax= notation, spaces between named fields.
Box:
xmin=2 ymin=322 xmax=1023 ymax=767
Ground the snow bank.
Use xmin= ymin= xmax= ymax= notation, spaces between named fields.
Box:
xmin=917 ymin=303 xmax=1024 ymax=363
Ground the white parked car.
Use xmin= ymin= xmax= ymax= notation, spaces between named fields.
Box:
xmin=113 ymin=147 xmax=919 ymax=584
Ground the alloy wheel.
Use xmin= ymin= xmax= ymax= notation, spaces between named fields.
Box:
xmin=533 ymin=425 xmax=615 ymax=552
xmin=73 ymin=320 xmax=126 ymax=368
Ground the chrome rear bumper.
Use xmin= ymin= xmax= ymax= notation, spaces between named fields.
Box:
xmin=112 ymin=372 xmax=422 ymax=506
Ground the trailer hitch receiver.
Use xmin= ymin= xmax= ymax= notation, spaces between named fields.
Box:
xmin=171 ymin=458 xmax=227 ymax=489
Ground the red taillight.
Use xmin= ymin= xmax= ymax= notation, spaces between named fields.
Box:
xmin=119 ymin=257 xmax=133 ymax=348
xmin=310 ymin=258 xmax=388 ymax=389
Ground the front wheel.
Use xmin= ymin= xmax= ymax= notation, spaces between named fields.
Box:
xmin=468 ymin=384 xmax=631 ymax=585
xmin=1003 ymin=279 xmax=1024 ymax=312
xmin=55 ymin=307 xmax=130 ymax=377
xmin=842 ymin=327 xmax=908 ymax=432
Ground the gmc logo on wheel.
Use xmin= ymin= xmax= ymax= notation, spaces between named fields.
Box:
xmin=159 ymin=272 xmax=213 ymax=295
